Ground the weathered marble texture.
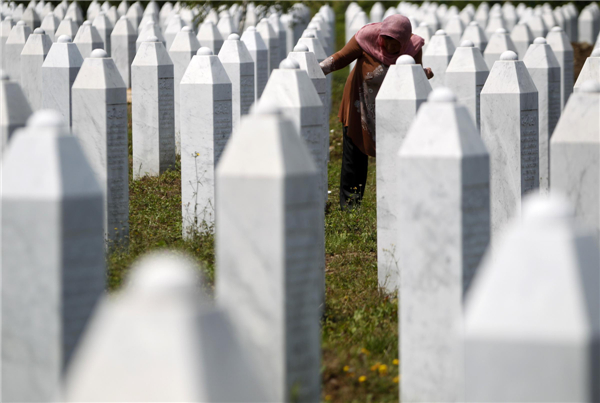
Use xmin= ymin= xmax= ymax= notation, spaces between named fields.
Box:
xmin=460 ymin=21 xmax=488 ymax=52
xmin=551 ymin=80 xmax=600 ymax=248
xmin=510 ymin=22 xmax=533 ymax=59
xmin=0 ymin=70 xmax=32 ymax=156
xmin=218 ymin=33 xmax=254 ymax=134
xmin=137 ymin=11 xmax=159 ymax=34
xmin=423 ymin=29 xmax=455 ymax=89
xmin=65 ymin=252 xmax=268 ymax=402
xmin=523 ymin=38 xmax=560 ymax=194
xmin=398 ymin=88 xmax=490 ymax=403
xmin=573 ymin=49 xmax=600 ymax=91
xmin=464 ymin=194 xmax=600 ymax=402
xmin=216 ymin=103 xmax=321 ymax=403
xmin=1 ymin=110 xmax=104 ymax=403
xmin=110 ymin=16 xmax=135 ymax=88
xmin=180 ymin=47 xmax=232 ymax=235
xmin=197 ymin=21 xmax=224 ymax=55
xmin=480 ymin=51 xmax=539 ymax=239
xmin=241 ymin=26 xmax=268 ymax=101
xmin=298 ymin=32 xmax=330 ymax=118
xmin=54 ymin=17 xmax=78 ymax=42
xmin=169 ymin=26 xmax=199 ymax=155
xmin=546 ymin=27 xmax=573 ymax=109
xmin=375 ymin=55 xmax=432 ymax=293
xmin=132 ymin=38 xmax=175 ymax=179
xmin=92 ymin=11 xmax=112 ymax=56
xmin=40 ymin=11 xmax=58 ymax=41
xmin=136 ymin=21 xmax=165 ymax=51
xmin=4 ymin=21 xmax=31 ymax=84
xmin=20 ymin=28 xmax=52 ymax=111
xmin=0 ymin=17 xmax=15 ymax=71
xmin=72 ymin=49 xmax=129 ymax=244
xmin=163 ymin=13 xmax=183 ymax=51
xmin=256 ymin=18 xmax=278 ymax=74
xmin=445 ymin=40 xmax=489 ymax=130
xmin=483 ymin=28 xmax=517 ymax=69
xmin=41 ymin=35 xmax=83 ymax=127
xmin=125 ymin=1 xmax=142 ymax=32
xmin=444 ymin=15 xmax=465 ymax=46
xmin=74 ymin=20 xmax=103 ymax=58
xmin=288 ymin=44 xmax=329 ymax=204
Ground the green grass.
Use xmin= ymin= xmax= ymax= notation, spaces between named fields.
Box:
xmin=107 ymin=3 xmax=399 ymax=402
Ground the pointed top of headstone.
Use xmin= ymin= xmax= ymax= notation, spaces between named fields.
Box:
xmin=83 ymin=20 xmax=91 ymax=25
xmin=90 ymin=48 xmax=107 ymax=58
xmin=181 ymin=26 xmax=191 ymax=32
xmin=34 ymin=27 xmax=45 ymax=34
xmin=500 ymin=50 xmax=518 ymax=60
xmin=293 ymin=43 xmax=309 ymax=52
xmin=580 ymin=80 xmax=600 ymax=93
xmin=428 ymin=86 xmax=457 ymax=102
xmin=57 ymin=34 xmax=71 ymax=42
xmin=397 ymin=54 xmax=416 ymax=64
xmin=435 ymin=29 xmax=446 ymax=35
xmin=469 ymin=21 xmax=479 ymax=26
xmin=533 ymin=37 xmax=546 ymax=44
xmin=246 ymin=26 xmax=256 ymax=32
xmin=302 ymin=31 xmax=315 ymax=38
xmin=145 ymin=35 xmax=158 ymax=42
xmin=550 ymin=26 xmax=562 ymax=32
xmin=197 ymin=46 xmax=212 ymax=56
xmin=495 ymin=27 xmax=507 ymax=34
xmin=279 ymin=57 xmax=299 ymax=69
xmin=27 ymin=108 xmax=66 ymax=128
xmin=17 ymin=20 xmax=27 ymax=26
xmin=227 ymin=33 xmax=239 ymax=40
xmin=592 ymin=48 xmax=600 ymax=57
xmin=521 ymin=193 xmax=573 ymax=224
xmin=251 ymin=98 xmax=281 ymax=115
xmin=461 ymin=39 xmax=475 ymax=47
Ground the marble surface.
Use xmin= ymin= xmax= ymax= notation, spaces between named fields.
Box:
xmin=460 ymin=21 xmax=488 ymax=52
xmin=218 ymin=34 xmax=254 ymax=134
xmin=445 ymin=42 xmax=489 ymax=130
xmin=180 ymin=49 xmax=232 ymax=235
xmin=297 ymin=33 xmax=331 ymax=117
xmin=197 ymin=21 xmax=224 ymax=56
xmin=483 ymin=29 xmax=518 ymax=69
xmin=551 ymin=81 xmax=600 ymax=248
xmin=444 ymin=15 xmax=465 ymax=47
xmin=92 ymin=12 xmax=112 ymax=56
xmin=256 ymin=18 xmax=278 ymax=74
xmin=64 ymin=252 xmax=268 ymax=402
xmin=0 ymin=72 xmax=32 ymax=156
xmin=573 ymin=52 xmax=600 ymax=91
xmin=523 ymin=39 xmax=561 ymax=194
xmin=0 ymin=18 xmax=15 ymax=70
xmin=4 ymin=21 xmax=31 ymax=85
xmin=241 ymin=26 xmax=268 ymax=101
xmin=2 ymin=110 xmax=105 ymax=403
xmin=398 ymin=88 xmax=490 ymax=403
xmin=422 ymin=30 xmax=456 ymax=89
xmin=169 ymin=26 xmax=200 ymax=154
xmin=21 ymin=6 xmax=41 ymax=30
xmin=578 ymin=7 xmax=595 ymax=44
xmin=40 ymin=12 xmax=59 ymax=41
xmin=164 ymin=14 xmax=184 ymax=51
xmin=110 ymin=16 xmax=136 ymax=88
xmin=546 ymin=28 xmax=573 ymax=109
xmin=464 ymin=194 xmax=600 ymax=402
xmin=20 ymin=29 xmax=52 ymax=111
xmin=216 ymin=12 xmax=236 ymax=40
xmin=375 ymin=58 xmax=432 ymax=293
xmin=54 ymin=18 xmax=78 ymax=42
xmin=526 ymin=15 xmax=548 ymax=39
xmin=41 ymin=37 xmax=84 ymax=127
xmin=136 ymin=21 xmax=165 ymax=51
xmin=72 ymin=50 xmax=129 ymax=244
xmin=74 ymin=21 xmax=104 ymax=58
xmin=480 ymin=53 xmax=539 ymax=240
xmin=216 ymin=106 xmax=321 ymax=403
xmin=484 ymin=12 xmax=505 ymax=38
xmin=268 ymin=13 xmax=287 ymax=65
xmin=510 ymin=22 xmax=533 ymax=60
xmin=132 ymin=39 xmax=175 ymax=179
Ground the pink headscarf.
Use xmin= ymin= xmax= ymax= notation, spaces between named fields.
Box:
xmin=355 ymin=15 xmax=424 ymax=66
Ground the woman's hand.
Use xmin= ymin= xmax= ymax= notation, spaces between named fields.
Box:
xmin=424 ymin=67 xmax=434 ymax=80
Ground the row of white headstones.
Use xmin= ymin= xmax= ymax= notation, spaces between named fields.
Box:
xmin=1 ymin=1 xmax=600 ymax=402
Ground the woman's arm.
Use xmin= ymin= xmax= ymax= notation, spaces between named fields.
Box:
xmin=319 ymin=36 xmax=364 ymax=75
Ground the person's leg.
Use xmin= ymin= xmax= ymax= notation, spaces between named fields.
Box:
xmin=339 ymin=126 xmax=369 ymax=210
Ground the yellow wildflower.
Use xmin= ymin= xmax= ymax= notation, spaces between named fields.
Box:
xmin=378 ymin=365 xmax=388 ymax=375
xmin=343 ymin=365 xmax=350 ymax=372
xmin=370 ymin=363 xmax=380 ymax=372
xmin=393 ymin=376 xmax=399 ymax=383
xmin=358 ymin=375 xmax=367 ymax=383
xmin=360 ymin=348 xmax=370 ymax=355
xmin=393 ymin=359 xmax=399 ymax=366
xmin=324 ymin=395 xmax=332 ymax=401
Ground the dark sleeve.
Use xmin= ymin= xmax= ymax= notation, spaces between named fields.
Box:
xmin=414 ymin=49 xmax=423 ymax=65
xmin=319 ymin=36 xmax=364 ymax=75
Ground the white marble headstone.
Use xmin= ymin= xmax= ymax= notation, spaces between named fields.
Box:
xmin=445 ymin=40 xmax=489 ymax=130
xmin=135 ymin=21 xmax=165 ymax=51
xmin=110 ymin=15 xmax=136 ymax=88
xmin=180 ymin=47 xmax=232 ymax=235
xmin=0 ymin=70 xmax=32 ymax=156
xmin=216 ymin=102 xmax=321 ymax=403
xmin=510 ymin=22 xmax=534 ymax=59
xmin=573 ymin=48 xmax=600 ymax=91
xmin=444 ymin=14 xmax=466 ymax=46
xmin=256 ymin=18 xmax=278 ymax=74
xmin=74 ymin=20 xmax=103 ymax=58
xmin=54 ymin=17 xmax=78 ymax=42
xmin=41 ymin=35 xmax=83 ymax=127
xmin=197 ymin=21 xmax=224 ymax=55
xmin=40 ymin=11 xmax=58 ymax=41
xmin=422 ymin=29 xmax=456 ymax=88
xmin=398 ymin=87 xmax=490 ymax=403
xmin=464 ymin=194 xmax=600 ymax=402
xmin=1 ymin=110 xmax=104 ymax=403
xmin=20 ymin=27 xmax=52 ymax=110
xmin=4 ymin=21 xmax=31 ymax=84
xmin=460 ymin=21 xmax=488 ymax=52
xmin=21 ymin=5 xmax=40 ymax=30
xmin=241 ymin=26 xmax=268 ymax=101
xmin=483 ymin=28 xmax=517 ymax=69
xmin=480 ymin=51 xmax=539 ymax=238
xmin=216 ymin=11 xmax=236 ymax=39
xmin=551 ymin=80 xmax=600 ymax=248
xmin=168 ymin=26 xmax=199 ymax=154
xmin=0 ymin=17 xmax=16 ymax=70
xmin=92 ymin=11 xmax=112 ymax=56
xmin=527 ymin=14 xmax=548 ymax=39
xmin=578 ymin=6 xmax=595 ymax=44
xmin=484 ymin=11 xmax=505 ymax=38
xmin=268 ymin=12 xmax=286 ymax=65
xmin=523 ymin=37 xmax=560 ymax=194
xmin=218 ymin=33 xmax=254 ymax=134
xmin=163 ymin=13 xmax=183 ymax=51
xmin=72 ymin=48 xmax=129 ymax=244
xmin=131 ymin=37 xmax=175 ymax=179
